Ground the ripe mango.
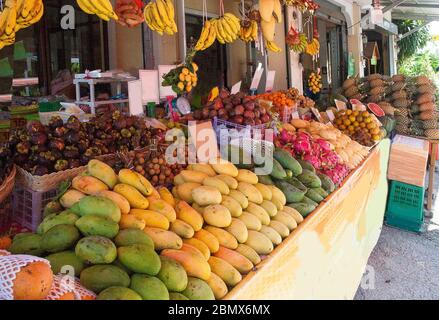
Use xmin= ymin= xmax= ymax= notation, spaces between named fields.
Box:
xmin=221 ymin=196 xmax=242 ymax=218
xmin=98 ymin=287 xmax=142 ymax=300
xmin=71 ymin=196 xmax=121 ymax=223
xmin=157 ymin=187 xmax=176 ymax=207
xmin=202 ymin=177 xmax=230 ymax=195
xmin=88 ymin=159 xmax=118 ymax=189
xmin=269 ymin=220 xmax=290 ymax=239
xmin=97 ymin=190 xmax=131 ymax=215
xmin=183 ymin=238 xmax=210 ymax=260
xmin=216 ymin=174 xmax=238 ymax=189
xmin=245 ymin=230 xmax=273 ymax=255
xmin=225 ymin=218 xmax=248 ymax=244
xmin=228 ymin=189 xmax=249 ymax=209
xmin=181 ymin=277 xmax=215 ymax=300
xmin=75 ymin=236 xmax=117 ymax=264
xmin=246 ymin=202 xmax=270 ymax=225
xmin=180 ymin=170 xmax=208 ymax=183
xmin=238 ymin=212 xmax=262 ymax=231
xmin=236 ymin=244 xmax=261 ymax=265
xmin=254 ymin=183 xmax=272 ymax=201
xmin=118 ymin=169 xmax=154 ymax=196
xmin=273 ymin=211 xmax=298 ymax=231
xmin=203 ymin=204 xmax=232 ymax=228
xmin=173 ymin=174 xmax=185 ymax=185
xmin=260 ymin=200 xmax=278 ymax=217
xmin=38 ymin=211 xmax=79 ymax=234
xmin=270 ymin=197 xmax=284 ymax=211
xmin=205 ymin=272 xmax=228 ymax=299
xmin=169 ymin=292 xmax=189 ymax=300
xmin=80 ymin=265 xmax=130 ymax=293
xmin=188 ymin=163 xmax=217 ymax=177
xmin=46 ymin=250 xmax=85 ymax=276
xmin=204 ymin=226 xmax=238 ymax=250
xmin=194 ymin=229 xmax=220 ymax=253
xmin=191 ymin=203 xmax=205 ymax=214
xmin=114 ymin=184 xmax=149 ymax=210
xmin=268 ymin=185 xmax=287 ymax=206
xmin=176 ymin=201 xmax=203 ymax=231
xmin=176 ymin=182 xmax=201 ymax=204
xmin=118 ymin=244 xmax=161 ymax=275
xmin=209 ymin=159 xmax=239 ymax=177
xmin=131 ymin=209 xmax=170 ymax=230
xmin=119 ymin=214 xmax=146 ymax=230
xmin=180 ymin=243 xmax=206 ymax=261
xmin=9 ymin=233 xmax=44 ymax=256
xmin=259 ymin=225 xmax=282 ymax=245
xmin=157 ymin=256 xmax=188 ymax=292
xmin=208 ymin=256 xmax=242 ymax=287
xmin=130 ymin=274 xmax=169 ymax=300
xmin=143 ymin=227 xmax=182 ymax=250
xmin=161 ymin=249 xmax=211 ymax=281
xmin=170 ymin=219 xmax=195 ymax=239
xmin=59 ymin=189 xmax=86 ymax=208
xmin=281 ymin=206 xmax=304 ymax=224
xmin=148 ymin=199 xmax=177 ymax=222
xmin=236 ymin=169 xmax=258 ymax=185
xmin=75 ymin=215 xmax=119 ymax=238
xmin=192 ymin=186 xmax=222 ymax=206
xmin=72 ymin=175 xmax=108 ymax=195
xmin=214 ymin=246 xmax=253 ymax=274
xmin=41 ymin=224 xmax=80 ymax=253
xmin=237 ymin=182 xmax=263 ymax=204
xmin=114 ymin=229 xmax=154 ymax=248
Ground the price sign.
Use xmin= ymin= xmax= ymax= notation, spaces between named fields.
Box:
xmin=265 ymin=71 xmax=276 ymax=92
xmin=326 ymin=110 xmax=335 ymax=121
xmin=231 ymin=81 xmax=242 ymax=95
xmin=250 ymin=64 xmax=264 ymax=92
xmin=335 ymin=99 xmax=347 ymax=111
xmin=291 ymin=111 xmax=300 ymax=119
xmin=311 ymin=107 xmax=323 ymax=122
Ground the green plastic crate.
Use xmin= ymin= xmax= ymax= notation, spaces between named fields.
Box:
xmin=385 ymin=180 xmax=424 ymax=232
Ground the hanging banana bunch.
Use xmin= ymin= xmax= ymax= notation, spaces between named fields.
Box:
xmin=265 ymin=40 xmax=282 ymax=53
xmin=213 ymin=13 xmax=240 ymax=45
xmin=76 ymin=0 xmax=118 ymax=21
xmin=0 ymin=0 xmax=17 ymax=50
xmin=15 ymin=0 xmax=44 ymax=32
xmin=258 ymin=0 xmax=284 ymax=53
xmin=143 ymin=0 xmax=178 ymax=36
xmin=194 ymin=19 xmax=217 ymax=51
xmin=239 ymin=20 xmax=258 ymax=43
xmin=305 ymin=37 xmax=319 ymax=56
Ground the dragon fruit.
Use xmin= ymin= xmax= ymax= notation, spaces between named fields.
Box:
xmin=320 ymin=163 xmax=349 ymax=186
xmin=303 ymin=154 xmax=321 ymax=169
xmin=316 ymin=138 xmax=331 ymax=153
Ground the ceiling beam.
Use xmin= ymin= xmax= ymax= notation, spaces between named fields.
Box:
xmin=361 ymin=0 xmax=410 ymax=23
xmin=396 ymin=3 xmax=439 ymax=8
xmin=392 ymin=14 xmax=439 ymax=20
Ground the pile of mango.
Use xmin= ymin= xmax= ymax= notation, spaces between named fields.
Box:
xmin=8 ymin=158 xmax=307 ymax=300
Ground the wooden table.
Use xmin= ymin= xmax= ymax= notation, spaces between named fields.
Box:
xmin=225 ymin=140 xmax=391 ymax=300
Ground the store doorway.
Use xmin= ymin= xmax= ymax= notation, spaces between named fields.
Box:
xmin=185 ymin=14 xmax=228 ymax=96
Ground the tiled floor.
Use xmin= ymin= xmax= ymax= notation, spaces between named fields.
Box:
xmin=355 ymin=168 xmax=439 ymax=300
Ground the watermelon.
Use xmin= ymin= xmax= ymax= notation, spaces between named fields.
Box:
xmin=367 ymin=103 xmax=385 ymax=117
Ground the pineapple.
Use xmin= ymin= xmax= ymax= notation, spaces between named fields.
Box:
xmin=344 ymin=85 xmax=359 ymax=98
xmin=415 ymin=75 xmax=432 ymax=86
xmin=392 ymin=90 xmax=408 ymax=100
xmin=423 ymin=119 xmax=439 ymax=130
xmin=367 ymin=73 xmax=382 ymax=81
xmin=417 ymin=85 xmax=436 ymax=95
xmin=370 ymin=86 xmax=386 ymax=96
xmin=416 ymin=93 xmax=435 ymax=105
xmin=393 ymin=98 xmax=411 ymax=108
xmin=410 ymin=126 xmax=424 ymax=137
xmin=342 ymin=78 xmax=357 ymax=90
xmin=410 ymin=104 xmax=421 ymax=114
xmin=392 ymin=82 xmax=406 ymax=92
xmin=395 ymin=125 xmax=410 ymax=135
xmin=378 ymin=102 xmax=395 ymax=116
xmin=395 ymin=116 xmax=411 ymax=126
xmin=370 ymin=79 xmax=385 ymax=88
xmin=368 ymin=95 xmax=382 ymax=103
xmin=395 ymin=108 xmax=409 ymax=117
xmin=350 ymin=93 xmax=365 ymax=101
xmin=424 ymin=129 xmax=439 ymax=139
xmin=392 ymin=74 xmax=405 ymax=82
xmin=416 ymin=110 xmax=438 ymax=121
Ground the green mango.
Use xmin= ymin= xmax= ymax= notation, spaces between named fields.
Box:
xmin=273 ymin=148 xmax=303 ymax=176
xmin=157 ymin=256 xmax=188 ymax=292
xmin=73 ymin=196 xmax=121 ymax=223
xmin=75 ymin=236 xmax=117 ymax=264
xmin=41 ymin=224 xmax=80 ymax=253
xmin=130 ymin=274 xmax=169 ymax=300
xmin=80 ymin=265 xmax=130 ymax=293
xmin=114 ymin=229 xmax=154 ymax=248
xmin=297 ymin=169 xmax=322 ymax=188
xmin=97 ymin=287 xmax=142 ymax=300
xmin=9 ymin=233 xmax=44 ymax=256
xmin=117 ymin=244 xmax=161 ymax=275
xmin=181 ymin=277 xmax=215 ymax=300
xmin=38 ymin=211 xmax=79 ymax=234
xmin=75 ymin=215 xmax=119 ymax=238
xmin=45 ymin=250 xmax=85 ymax=276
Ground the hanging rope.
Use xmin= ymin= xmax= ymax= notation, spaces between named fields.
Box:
xmin=0 ymin=0 xmax=4 ymax=12
xmin=219 ymin=0 xmax=225 ymax=17
xmin=202 ymin=0 xmax=207 ymax=25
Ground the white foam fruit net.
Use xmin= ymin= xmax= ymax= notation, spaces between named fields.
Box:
xmin=0 ymin=255 xmax=51 ymax=300
xmin=72 ymin=277 xmax=96 ymax=300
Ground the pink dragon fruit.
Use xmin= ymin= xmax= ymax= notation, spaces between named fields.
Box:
xmin=303 ymin=154 xmax=321 ymax=169
xmin=316 ymin=139 xmax=331 ymax=153
xmin=294 ymin=138 xmax=312 ymax=155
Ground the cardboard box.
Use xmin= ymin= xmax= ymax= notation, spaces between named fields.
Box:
xmin=387 ymin=135 xmax=429 ymax=187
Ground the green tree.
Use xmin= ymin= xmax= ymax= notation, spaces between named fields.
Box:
xmin=394 ymin=20 xmax=430 ymax=64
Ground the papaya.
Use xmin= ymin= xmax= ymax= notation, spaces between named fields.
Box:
xmin=317 ymin=172 xmax=336 ymax=193
xmin=59 ymin=189 xmax=86 ymax=209
xmin=38 ymin=211 xmax=79 ymax=234
xmin=245 ymin=230 xmax=273 ymax=255
xmin=97 ymin=287 xmax=142 ymax=300
xmin=208 ymin=256 xmax=242 ymax=287
xmin=257 ymin=175 xmax=274 ymax=185
xmin=114 ymin=229 xmax=154 ymax=250
xmin=221 ymin=196 xmax=243 ymax=218
xmin=46 ymin=250 xmax=85 ymax=276
xmin=297 ymin=170 xmax=322 ymax=188
xmin=72 ymin=175 xmax=109 ymax=195
xmin=41 ymin=224 xmax=80 ymax=253
xmin=170 ymin=219 xmax=195 ymax=239
xmin=97 ymin=190 xmax=131 ymax=215
xmin=75 ymin=236 xmax=117 ymax=264
xmin=297 ymin=159 xmax=316 ymax=173
xmin=157 ymin=256 xmax=188 ymax=292
xmin=118 ymin=169 xmax=154 ymax=196
xmin=87 ymin=159 xmax=118 ymax=189
xmin=205 ymin=273 xmax=228 ymax=300
xmin=143 ymin=227 xmax=183 ymax=250
xmin=113 ymin=184 xmax=149 ymax=210
xmin=273 ymin=148 xmax=302 ymax=176
xmin=301 ymin=196 xmax=319 ymax=207
xmin=288 ymin=203 xmax=316 ymax=217
xmin=75 ymin=215 xmax=119 ymax=238
xmin=306 ymin=188 xmax=324 ymax=203
xmin=181 ymin=277 xmax=215 ymax=300
xmin=274 ymin=180 xmax=305 ymax=203
xmin=169 ymin=292 xmax=189 ymax=300
xmin=269 ymin=158 xmax=287 ymax=180
xmin=236 ymin=244 xmax=261 ymax=265
xmin=72 ymin=196 xmax=121 ymax=223
xmin=80 ymin=265 xmax=130 ymax=293
xmin=9 ymin=234 xmax=44 ymax=256
xmin=286 ymin=177 xmax=308 ymax=192
xmin=161 ymin=249 xmax=211 ymax=281
xmin=118 ymin=244 xmax=161 ymax=275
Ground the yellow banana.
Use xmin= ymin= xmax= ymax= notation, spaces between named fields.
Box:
xmin=195 ymin=21 xmax=211 ymax=51
xmin=20 ymin=0 xmax=34 ymax=18
xmin=97 ymin=0 xmax=118 ymax=20
xmin=156 ymin=0 xmax=172 ymax=28
xmin=203 ymin=20 xmax=217 ymax=50
xmin=223 ymin=16 xmax=238 ymax=36
xmin=96 ymin=11 xmax=110 ymax=22
xmin=0 ymin=10 xmax=9 ymax=35
xmin=220 ymin=18 xmax=233 ymax=42
xmin=76 ymin=0 xmax=94 ymax=15
xmin=164 ymin=0 xmax=175 ymax=19
xmin=251 ymin=21 xmax=258 ymax=40
xmin=150 ymin=2 xmax=165 ymax=29
xmin=16 ymin=0 xmax=26 ymax=15
xmin=213 ymin=20 xmax=225 ymax=44
xmin=5 ymin=7 xmax=17 ymax=36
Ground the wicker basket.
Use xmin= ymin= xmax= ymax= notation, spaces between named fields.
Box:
xmin=0 ymin=165 xmax=16 ymax=204
xmin=15 ymin=154 xmax=116 ymax=192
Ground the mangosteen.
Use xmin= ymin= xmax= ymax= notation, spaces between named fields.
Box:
xmin=125 ymin=116 xmax=136 ymax=128
xmin=54 ymin=126 xmax=67 ymax=138
xmin=49 ymin=116 xmax=64 ymax=129
xmin=209 ymin=110 xmax=218 ymax=118
xmin=32 ymin=165 xmax=49 ymax=176
xmin=26 ymin=120 xmax=46 ymax=134
xmin=233 ymin=116 xmax=244 ymax=125
xmin=65 ymin=116 xmax=81 ymax=131
xmin=219 ymin=88 xmax=230 ymax=100
xmin=65 ymin=131 xmax=80 ymax=145
xmin=51 ymin=149 xmax=63 ymax=161
xmin=121 ymin=129 xmax=132 ymax=138
xmin=235 ymin=105 xmax=245 ymax=116
xmin=244 ymin=102 xmax=255 ymax=111
xmin=218 ymin=109 xmax=228 ymax=118
xmin=31 ymin=144 xmax=48 ymax=154
xmin=112 ymin=110 xmax=121 ymax=120
xmin=13 ymin=154 xmax=29 ymax=166
xmin=68 ymin=158 xmax=81 ymax=169
xmin=54 ymin=159 xmax=69 ymax=172
xmin=77 ymin=140 xmax=89 ymax=153
xmin=244 ymin=118 xmax=256 ymax=126
xmin=193 ymin=110 xmax=202 ymax=120
xmin=16 ymin=142 xmax=30 ymax=154
xmin=30 ymin=133 xmax=48 ymax=146
xmin=114 ymin=118 xmax=127 ymax=130
xmin=49 ymin=138 xmax=65 ymax=151
xmin=232 ymin=97 xmax=242 ymax=106
xmin=201 ymin=107 xmax=210 ymax=119
xmin=63 ymin=146 xmax=80 ymax=159
xmin=244 ymin=110 xmax=255 ymax=119
xmin=80 ymin=155 xmax=90 ymax=165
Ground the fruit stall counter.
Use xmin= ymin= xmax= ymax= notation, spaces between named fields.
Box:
xmin=225 ymin=139 xmax=390 ymax=300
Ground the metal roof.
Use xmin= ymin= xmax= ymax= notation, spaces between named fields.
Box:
xmin=381 ymin=0 xmax=439 ymax=21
